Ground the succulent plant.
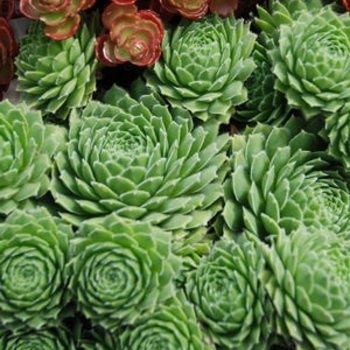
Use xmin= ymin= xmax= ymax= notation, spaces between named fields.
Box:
xmin=118 ymin=291 xmax=212 ymax=350
xmin=255 ymin=0 xmax=320 ymax=42
xmin=324 ymin=102 xmax=350 ymax=171
xmin=0 ymin=207 xmax=73 ymax=331
xmin=69 ymin=213 xmax=181 ymax=329
xmin=0 ymin=17 xmax=16 ymax=100
xmin=186 ymin=234 xmax=270 ymax=349
xmin=15 ymin=20 xmax=97 ymax=120
xmin=236 ymin=41 xmax=291 ymax=126
xmin=0 ymin=0 xmax=15 ymax=20
xmin=0 ymin=100 xmax=62 ymax=215
xmin=51 ymin=85 xmax=229 ymax=233
xmin=144 ymin=14 xmax=256 ymax=123
xmin=260 ymin=228 xmax=350 ymax=349
xmin=96 ymin=3 xmax=164 ymax=67
xmin=159 ymin=0 xmax=210 ymax=19
xmin=19 ymin=0 xmax=96 ymax=40
xmin=0 ymin=327 xmax=76 ymax=349
xmin=268 ymin=6 xmax=350 ymax=120
xmin=344 ymin=0 xmax=350 ymax=11
xmin=219 ymin=123 xmax=350 ymax=240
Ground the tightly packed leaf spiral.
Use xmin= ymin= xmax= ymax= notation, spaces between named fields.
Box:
xmin=118 ymin=292 xmax=212 ymax=350
xmin=145 ymin=14 xmax=256 ymax=123
xmin=0 ymin=327 xmax=75 ymax=349
xmin=260 ymin=228 xmax=350 ymax=349
xmin=269 ymin=6 xmax=350 ymax=120
xmin=15 ymin=20 xmax=98 ymax=120
xmin=69 ymin=213 xmax=181 ymax=330
xmin=186 ymin=235 xmax=270 ymax=349
xmin=51 ymin=85 xmax=229 ymax=235
xmin=0 ymin=207 xmax=73 ymax=331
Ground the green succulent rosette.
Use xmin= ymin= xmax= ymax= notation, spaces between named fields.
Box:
xmin=186 ymin=234 xmax=270 ymax=349
xmin=0 ymin=99 xmax=62 ymax=215
xmin=236 ymin=41 xmax=291 ymax=126
xmin=15 ymin=19 xmax=97 ymax=120
xmin=255 ymin=0 xmax=323 ymax=43
xmin=144 ymin=14 xmax=256 ymax=123
xmin=260 ymin=228 xmax=350 ymax=349
xmin=51 ymin=85 xmax=229 ymax=234
xmin=219 ymin=123 xmax=350 ymax=240
xmin=68 ymin=213 xmax=181 ymax=329
xmin=0 ymin=327 xmax=75 ymax=349
xmin=0 ymin=207 xmax=73 ymax=331
xmin=268 ymin=6 xmax=350 ymax=120
xmin=118 ymin=291 xmax=212 ymax=350
xmin=324 ymin=101 xmax=350 ymax=171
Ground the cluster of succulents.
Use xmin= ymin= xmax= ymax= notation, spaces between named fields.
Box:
xmin=2 ymin=0 xmax=350 ymax=349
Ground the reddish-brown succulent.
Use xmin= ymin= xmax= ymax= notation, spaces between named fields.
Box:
xmin=209 ymin=0 xmax=237 ymax=17
xmin=19 ymin=0 xmax=96 ymax=40
xmin=0 ymin=0 xmax=15 ymax=20
xmin=96 ymin=3 xmax=164 ymax=67
xmin=0 ymin=17 xmax=16 ymax=100
xmin=159 ymin=0 xmax=209 ymax=19
xmin=343 ymin=0 xmax=350 ymax=11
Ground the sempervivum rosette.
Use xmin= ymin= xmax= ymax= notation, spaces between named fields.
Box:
xmin=260 ymin=228 xmax=350 ymax=349
xmin=186 ymin=234 xmax=270 ymax=349
xmin=118 ymin=291 xmax=212 ymax=350
xmin=269 ymin=6 xmax=350 ymax=120
xmin=15 ymin=20 xmax=97 ymax=120
xmin=144 ymin=14 xmax=256 ymax=123
xmin=220 ymin=123 xmax=350 ymax=240
xmin=51 ymin=85 xmax=229 ymax=233
xmin=236 ymin=41 xmax=291 ymax=126
xmin=68 ymin=213 xmax=181 ymax=329
xmin=0 ymin=207 xmax=73 ymax=331
xmin=255 ymin=0 xmax=321 ymax=42
xmin=0 ymin=327 xmax=75 ymax=349
xmin=0 ymin=100 xmax=62 ymax=215
xmin=324 ymin=101 xmax=350 ymax=171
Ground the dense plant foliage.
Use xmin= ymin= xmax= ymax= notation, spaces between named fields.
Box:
xmin=1 ymin=0 xmax=350 ymax=349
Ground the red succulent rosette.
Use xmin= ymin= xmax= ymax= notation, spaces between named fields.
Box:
xmin=0 ymin=17 xmax=16 ymax=100
xmin=209 ymin=0 xmax=237 ymax=17
xmin=96 ymin=5 xmax=164 ymax=67
xmin=0 ymin=0 xmax=15 ymax=20
xmin=159 ymin=0 xmax=209 ymax=19
xmin=19 ymin=0 xmax=96 ymax=40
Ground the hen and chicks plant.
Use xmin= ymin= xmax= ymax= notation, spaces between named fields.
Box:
xmin=2 ymin=1 xmax=350 ymax=349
